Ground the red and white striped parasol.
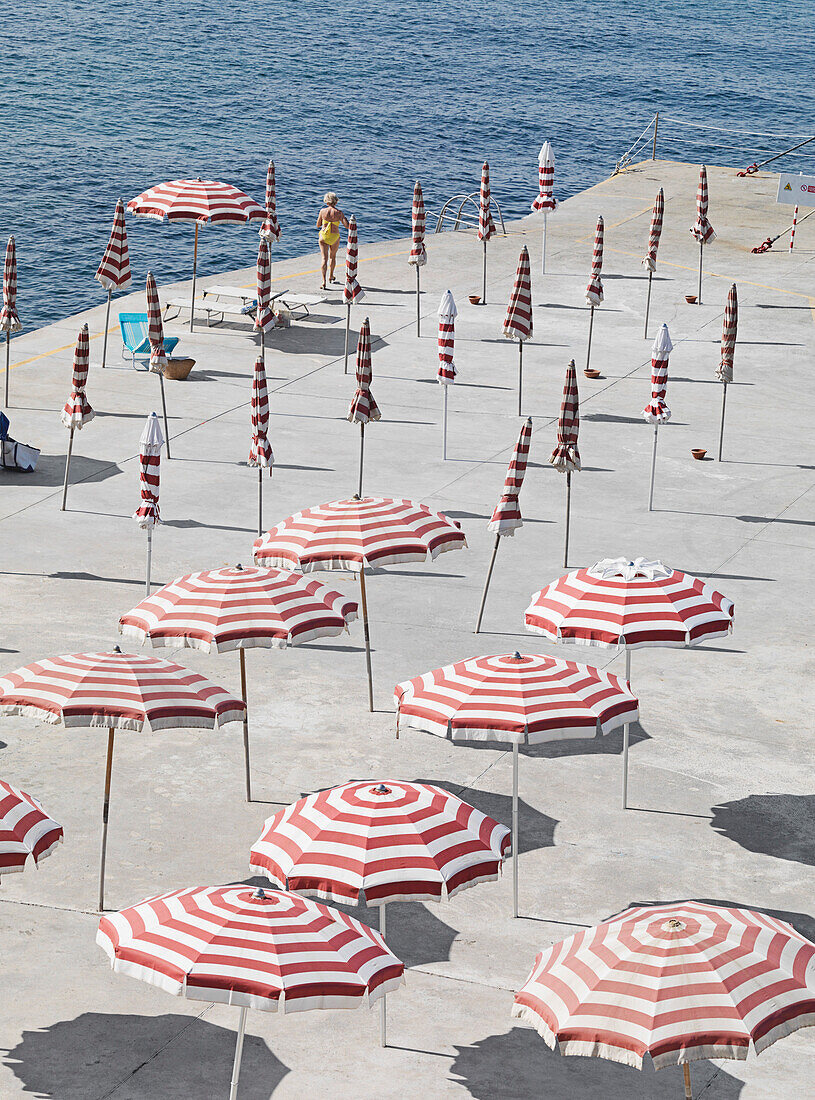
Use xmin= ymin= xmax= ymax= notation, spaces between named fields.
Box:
xmin=259 ymin=159 xmax=282 ymax=243
xmin=691 ymin=165 xmax=716 ymax=303
xmin=512 ymin=901 xmax=815 ymax=1096
xmin=0 ymin=779 xmax=63 ymax=880
xmin=128 ymin=178 xmax=264 ymax=331
xmin=249 ymin=353 xmax=273 ymax=539
xmin=253 ymin=496 xmax=466 ymax=710
xmin=642 ymin=188 xmax=664 ymax=338
xmin=146 ymin=272 xmax=172 ymax=456
xmin=134 ymin=411 xmax=163 ymax=533
xmin=347 ymin=318 xmax=380 ymax=498
xmin=394 ymin=652 xmax=637 ymax=916
xmin=255 ymin=239 xmax=275 ymax=340
xmin=585 ymin=215 xmax=604 ymax=306
xmin=0 ymin=648 xmax=245 ymax=908
xmin=98 ymin=884 xmax=404 ymax=1088
xmin=437 ymin=290 xmax=458 ymax=458
xmin=96 ymin=199 xmax=131 ymax=369
xmin=478 ymin=161 xmax=496 ymax=302
xmin=643 ymin=324 xmax=673 ymax=510
xmin=1 ymin=235 xmax=21 ymax=407
xmin=532 ymin=142 xmax=557 ymax=274
xmin=474 ymin=418 xmax=534 ymax=631
xmin=409 ymin=180 xmax=427 ymax=335
xmin=717 ymin=283 xmax=738 ymax=460
xmin=503 ymin=246 xmax=533 ymax=415
xmin=60 ymin=324 xmax=95 ymax=510
xmin=549 ymin=360 xmax=581 ymax=567
xmin=343 ymin=214 xmax=364 ymax=372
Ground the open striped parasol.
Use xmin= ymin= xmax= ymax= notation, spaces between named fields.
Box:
xmin=0 ymin=779 xmax=63 ymax=880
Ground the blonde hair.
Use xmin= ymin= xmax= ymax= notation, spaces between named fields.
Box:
xmin=324 ymin=192 xmax=339 ymax=207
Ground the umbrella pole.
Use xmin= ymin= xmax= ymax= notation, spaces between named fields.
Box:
xmin=60 ymin=427 xmax=75 ymax=512
xmin=643 ymin=271 xmax=653 ymax=339
xmin=159 ymin=374 xmax=171 ymax=460
xmin=517 ymin=341 xmax=523 ymax=417
xmin=683 ymin=1063 xmax=692 ymax=1100
xmin=585 ymin=305 xmax=595 ymax=372
xmin=101 ymin=290 xmax=112 ymax=368
xmin=442 ymin=385 xmax=448 ymax=460
xmin=563 ymin=471 xmax=572 ymax=568
xmin=343 ymin=304 xmax=351 ymax=373
xmin=358 ymin=423 xmax=365 ymax=498
xmin=481 ymin=240 xmax=487 ymax=304
xmin=648 ymin=425 xmax=658 ymax=511
xmin=239 ymin=648 xmax=252 ymax=802
xmin=416 ymin=265 xmax=421 ymax=337
xmin=541 ymin=213 xmax=547 ymax=275
xmin=474 ymin=534 xmax=500 ymax=634
xmin=622 ymin=649 xmax=632 ymax=809
xmin=717 ymin=382 xmax=728 ymax=462
xmin=697 ymin=241 xmax=703 ymax=305
xmin=190 ymin=223 xmax=198 ymax=332
xmin=98 ymin=726 xmax=116 ymax=911
xmin=359 ymin=568 xmax=374 ymax=712
xmin=4 ymin=331 xmax=10 ymax=407
xmin=512 ymin=741 xmax=519 ymax=919
xmin=228 ymin=1006 xmax=249 ymax=1100
xmin=257 ymin=467 xmax=263 ymax=538
xmin=380 ymin=903 xmax=388 ymax=1047
xmin=145 ymin=527 xmax=153 ymax=596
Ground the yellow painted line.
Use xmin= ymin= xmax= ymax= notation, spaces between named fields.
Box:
xmin=239 ymin=246 xmax=412 ymax=290
xmin=2 ymin=325 xmax=116 ymax=374
xmin=575 ymin=204 xmax=654 ymax=244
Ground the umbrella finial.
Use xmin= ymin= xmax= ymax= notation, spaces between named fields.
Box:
xmin=235 ymin=563 xmax=243 ymax=571
xmin=113 ymin=645 xmax=122 ymax=654
xmin=371 ymin=783 xmax=392 ymax=795
xmin=511 ymin=651 xmax=523 ymax=661
xmin=253 ymin=887 xmax=267 ymax=900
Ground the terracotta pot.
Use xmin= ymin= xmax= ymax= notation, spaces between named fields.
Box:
xmin=584 ymin=369 xmax=601 ymax=379
xmin=691 ymin=448 xmax=707 ymax=460
xmin=468 ymin=294 xmax=481 ymax=305
xmin=685 ymin=294 xmax=697 ymax=304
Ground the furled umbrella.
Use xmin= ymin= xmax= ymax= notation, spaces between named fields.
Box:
xmin=531 ymin=142 xmax=557 ymax=274
xmin=475 ymin=417 xmax=533 ymax=633
xmin=98 ymin=885 xmax=403 ymax=1099
xmin=1 ymin=235 xmax=21 ymax=408
xmin=347 ymin=318 xmax=380 ymax=497
xmin=503 ymin=246 xmax=533 ymax=415
xmin=133 ymin=412 xmax=164 ymax=596
xmin=549 ymin=360 xmax=581 ymax=567
xmin=119 ymin=564 xmax=356 ymax=802
xmin=642 ymin=323 xmax=673 ymax=511
xmin=249 ymin=354 xmax=273 ymax=537
xmin=343 ymin=214 xmax=364 ymax=373
xmin=437 ymin=289 xmax=457 ymax=458
xmin=146 ymin=272 xmax=172 ymax=457
xmin=524 ymin=557 xmax=734 ymax=807
xmin=394 ymin=653 xmax=637 ymax=918
xmin=0 ymin=779 xmax=63 ymax=881
xmin=0 ymin=649 xmax=245 ymax=909
xmin=717 ymin=283 xmax=737 ymax=461
xmin=690 ymin=165 xmax=716 ymax=304
xmin=642 ymin=188 xmax=664 ymax=338
xmin=258 ymin=159 xmax=282 ymax=244
xmin=478 ymin=161 xmax=497 ymax=303
xmin=512 ymin=901 xmax=815 ymax=1099
xmin=409 ymin=180 xmax=427 ymax=336
xmin=253 ymin=497 xmax=466 ymax=712
xmin=255 ymin=238 xmax=275 ymax=358
xmin=584 ymin=216 xmax=604 ymax=372
xmin=60 ymin=324 xmax=95 ymax=511
xmin=250 ymin=780 xmax=509 ymax=1045
xmin=128 ymin=178 xmax=264 ymax=331
xmin=95 ymin=199 xmax=132 ymax=368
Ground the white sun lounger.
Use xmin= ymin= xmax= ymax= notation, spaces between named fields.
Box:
xmin=201 ymin=285 xmax=327 ymax=319
xmin=164 ymin=297 xmax=255 ymax=326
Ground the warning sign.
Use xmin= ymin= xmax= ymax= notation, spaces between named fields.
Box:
xmin=777 ymin=173 xmax=815 ymax=207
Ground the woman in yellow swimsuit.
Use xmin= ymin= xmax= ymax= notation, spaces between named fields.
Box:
xmin=316 ymin=192 xmax=349 ymax=289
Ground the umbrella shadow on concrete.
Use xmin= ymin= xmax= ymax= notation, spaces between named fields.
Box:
xmin=1 ymin=453 xmax=121 ymax=488
xmin=449 ymin=1027 xmax=745 ymax=1099
xmin=444 ymin=723 xmax=650 ymax=763
xmin=710 ymin=795 xmax=815 ymax=867
xmin=4 ymin=1011 xmax=289 ymax=1099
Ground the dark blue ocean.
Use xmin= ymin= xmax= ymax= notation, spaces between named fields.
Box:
xmin=2 ymin=0 xmax=812 ymax=331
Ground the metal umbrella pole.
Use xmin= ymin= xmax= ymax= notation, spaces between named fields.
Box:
xmin=683 ymin=1064 xmax=693 ymax=1100
xmin=343 ymin=304 xmax=351 ymax=373
xmin=517 ymin=341 xmax=524 ymax=417
xmin=189 ymin=223 xmax=199 ymax=332
xmin=358 ymin=424 xmax=365 ymax=498
xmin=158 ymin=375 xmax=171 ymax=460
xmin=98 ymin=726 xmax=116 ymax=911
xmin=415 ymin=266 xmax=421 ymax=337
xmin=621 ymin=649 xmax=632 ymax=809
xmin=512 ymin=740 xmax=519 ymax=918
xmin=358 ymin=567 xmax=374 ymax=712
xmin=474 ymin=534 xmax=501 ymax=634
xmin=585 ymin=306 xmax=596 ymax=372
xmin=238 ymin=648 xmax=252 ymax=802
xmin=257 ymin=468 xmax=263 ymax=538
xmin=60 ymin=428 xmax=75 ymax=511
xmin=145 ymin=528 xmax=153 ymax=597
xmin=229 ymin=1006 xmax=249 ymax=1100
xmin=541 ymin=213 xmax=548 ymax=275
xmin=101 ymin=290 xmax=112 ymax=368
xmin=648 ymin=425 xmax=659 ymax=511
xmin=481 ymin=239 xmax=487 ymax=304
xmin=697 ymin=241 xmax=704 ymax=304
xmin=643 ymin=270 xmax=654 ymax=339
xmin=379 ymin=904 xmax=388 ymax=1046
xmin=442 ymin=386 xmax=449 ymax=460
xmin=717 ymin=383 xmax=728 ymax=461
xmin=4 ymin=331 xmax=11 ymax=407
xmin=563 ymin=472 xmax=572 ymax=568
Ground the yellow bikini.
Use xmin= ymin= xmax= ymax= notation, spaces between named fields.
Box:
xmin=319 ymin=216 xmax=340 ymax=247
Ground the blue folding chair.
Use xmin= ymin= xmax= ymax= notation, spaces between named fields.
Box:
xmin=119 ymin=313 xmax=179 ymax=369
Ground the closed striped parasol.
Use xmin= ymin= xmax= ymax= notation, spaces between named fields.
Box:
xmin=475 ymin=418 xmax=535 ymax=631
xmin=478 ymin=161 xmax=496 ymax=303
xmin=259 ymin=159 xmax=282 ymax=242
xmin=134 ymin=411 xmax=163 ymax=532
xmin=0 ymin=779 xmax=63 ymax=879
xmin=642 ymin=189 xmax=664 ymax=338
xmin=512 ymin=901 xmax=815 ymax=1096
xmin=253 ymin=496 xmax=466 ymax=711
xmin=691 ymin=165 xmax=716 ymax=304
xmin=95 ymin=200 xmax=132 ymax=369
xmin=249 ymin=353 xmax=273 ymax=539
xmin=550 ymin=360 xmax=580 ymax=568
xmin=343 ymin=214 xmax=363 ymax=372
xmin=585 ymin=215 xmax=604 ymax=306
xmin=532 ymin=142 xmax=557 ymax=274
xmin=717 ymin=283 xmax=738 ymax=461
xmin=347 ymin=317 xmax=380 ymax=498
xmin=60 ymin=325 xmax=94 ymax=510
xmin=394 ymin=652 xmax=637 ymax=916
xmin=255 ymin=239 xmax=274 ymax=338
xmin=409 ymin=180 xmax=426 ymax=336
xmin=0 ymin=648 xmax=245 ymax=908
xmin=98 ymin=884 xmax=404 ymax=1090
xmin=146 ymin=272 xmax=172 ymax=457
xmin=643 ymin=325 xmax=673 ymax=511
xmin=1 ymin=236 xmax=21 ymax=407
xmin=504 ymin=246 xmax=533 ymax=414
xmin=437 ymin=290 xmax=457 ymax=385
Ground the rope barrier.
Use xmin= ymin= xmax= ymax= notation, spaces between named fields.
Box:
xmin=660 ymin=117 xmax=815 ymax=140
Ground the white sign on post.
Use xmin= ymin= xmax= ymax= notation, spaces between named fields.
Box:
xmin=777 ymin=173 xmax=815 ymax=208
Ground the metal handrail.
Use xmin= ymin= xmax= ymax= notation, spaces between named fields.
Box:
xmin=429 ymin=192 xmax=507 ymax=235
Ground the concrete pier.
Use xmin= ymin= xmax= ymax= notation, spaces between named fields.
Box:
xmin=0 ymin=160 xmax=813 ymax=1098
